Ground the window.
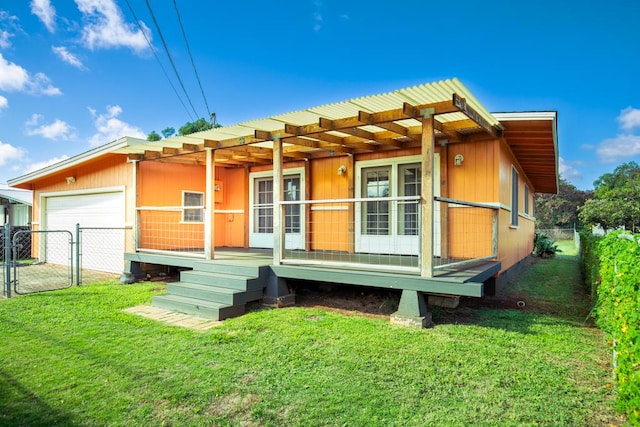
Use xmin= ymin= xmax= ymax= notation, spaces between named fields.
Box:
xmin=255 ymin=178 xmax=273 ymax=233
xmin=182 ymin=191 xmax=204 ymax=222
xmin=398 ymin=163 xmax=421 ymax=235
xmin=524 ymin=184 xmax=530 ymax=215
xmin=253 ymin=174 xmax=301 ymax=234
xmin=362 ymin=167 xmax=390 ymax=235
xmin=511 ymin=167 xmax=519 ymax=226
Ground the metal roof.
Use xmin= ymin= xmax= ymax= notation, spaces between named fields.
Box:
xmin=8 ymin=78 xmax=558 ymax=194
xmin=0 ymin=187 xmax=32 ymax=205
xmin=120 ymin=77 xmax=500 ymax=156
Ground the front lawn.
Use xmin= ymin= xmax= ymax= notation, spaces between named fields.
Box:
xmin=0 ymin=243 xmax=624 ymax=426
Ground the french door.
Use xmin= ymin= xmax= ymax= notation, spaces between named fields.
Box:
xmin=249 ymin=170 xmax=304 ymax=249
xmin=356 ymin=155 xmax=440 ymax=256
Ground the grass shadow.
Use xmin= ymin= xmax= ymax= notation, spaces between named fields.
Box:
xmin=0 ymin=368 xmax=81 ymax=426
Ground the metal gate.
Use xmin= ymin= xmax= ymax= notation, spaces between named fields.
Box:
xmin=3 ymin=223 xmax=126 ymax=297
xmin=11 ymin=228 xmax=74 ymax=295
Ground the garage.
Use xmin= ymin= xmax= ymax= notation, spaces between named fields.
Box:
xmin=44 ymin=191 xmax=125 ymax=273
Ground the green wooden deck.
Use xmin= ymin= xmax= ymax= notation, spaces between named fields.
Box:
xmin=124 ymin=249 xmax=500 ymax=297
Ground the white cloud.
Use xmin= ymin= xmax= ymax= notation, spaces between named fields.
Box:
xmin=558 ymin=157 xmax=582 ymax=182
xmin=0 ymin=53 xmax=28 ymax=91
xmin=24 ymin=155 xmax=70 ymax=174
xmin=0 ymin=95 xmax=7 ymax=110
xmin=617 ymin=107 xmax=640 ymax=131
xmin=87 ymin=105 xmax=145 ymax=146
xmin=0 ymin=11 xmax=21 ymax=49
xmin=30 ymin=0 xmax=57 ymax=33
xmin=52 ymin=46 xmax=85 ymax=69
xmin=0 ymin=53 xmax=62 ymax=95
xmin=25 ymin=113 xmax=76 ymax=140
xmin=0 ymin=30 xmax=12 ymax=49
xmin=595 ymin=106 xmax=640 ymax=163
xmin=313 ymin=0 xmax=323 ymax=32
xmin=30 ymin=72 xmax=62 ymax=95
xmin=75 ymin=0 xmax=151 ymax=53
xmin=596 ymin=134 xmax=640 ymax=163
xmin=0 ymin=140 xmax=25 ymax=167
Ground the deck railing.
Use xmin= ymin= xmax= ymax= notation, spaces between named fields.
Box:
xmin=432 ymin=197 xmax=499 ymax=271
xmin=135 ymin=206 xmax=206 ymax=257
xmin=279 ymin=196 xmax=499 ymax=275
xmin=134 ymin=197 xmax=499 ymax=274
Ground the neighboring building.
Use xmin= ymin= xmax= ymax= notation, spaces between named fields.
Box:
xmin=8 ymin=78 xmax=558 ymax=326
xmin=0 ymin=186 xmax=32 ymax=226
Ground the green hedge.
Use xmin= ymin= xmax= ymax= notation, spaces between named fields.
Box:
xmin=581 ymin=231 xmax=640 ymax=424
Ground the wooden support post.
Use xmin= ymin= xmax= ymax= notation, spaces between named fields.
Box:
xmin=420 ymin=109 xmax=435 ymax=278
xmin=204 ymin=148 xmax=215 ymax=260
xmin=347 ymin=154 xmax=355 ymax=254
xmin=304 ymin=159 xmax=311 ymax=252
xmin=439 ymin=143 xmax=449 ymax=260
xmin=272 ymin=134 xmax=284 ymax=265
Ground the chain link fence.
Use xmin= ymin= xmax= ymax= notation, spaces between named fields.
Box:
xmin=2 ymin=224 xmax=125 ymax=297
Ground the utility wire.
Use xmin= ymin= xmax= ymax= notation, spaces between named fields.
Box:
xmin=123 ymin=0 xmax=194 ymax=122
xmin=144 ymin=0 xmax=200 ymax=120
xmin=173 ymin=0 xmax=212 ymax=120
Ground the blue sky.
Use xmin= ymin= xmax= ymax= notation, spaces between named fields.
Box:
xmin=0 ymin=0 xmax=639 ymax=190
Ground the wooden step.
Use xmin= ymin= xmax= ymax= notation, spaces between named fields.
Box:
xmin=192 ymin=261 xmax=266 ymax=278
xmin=167 ymin=282 xmax=245 ymax=305
xmin=152 ymin=294 xmax=244 ymax=320
xmin=179 ymin=270 xmax=263 ymax=291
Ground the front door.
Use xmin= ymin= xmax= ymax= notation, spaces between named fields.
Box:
xmin=249 ymin=170 xmax=304 ymax=249
xmin=356 ymin=155 xmax=440 ymax=256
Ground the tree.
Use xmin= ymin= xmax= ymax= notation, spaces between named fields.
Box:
xmin=178 ymin=118 xmax=213 ymax=136
xmin=578 ymin=161 xmax=640 ymax=232
xmin=161 ymin=127 xmax=175 ymax=138
xmin=534 ymin=178 xmax=592 ymax=229
xmin=146 ymin=130 xmax=161 ymax=141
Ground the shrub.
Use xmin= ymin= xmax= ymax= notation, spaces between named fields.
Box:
xmin=532 ymin=232 xmax=561 ymax=258
xmin=587 ymin=231 xmax=640 ymax=423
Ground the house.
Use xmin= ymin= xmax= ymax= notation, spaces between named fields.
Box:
xmin=0 ymin=186 xmax=32 ymax=227
xmin=8 ymin=78 xmax=558 ymax=327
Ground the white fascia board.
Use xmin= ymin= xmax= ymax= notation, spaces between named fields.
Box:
xmin=7 ymin=136 xmax=148 ymax=186
xmin=492 ymin=111 xmax=557 ymax=121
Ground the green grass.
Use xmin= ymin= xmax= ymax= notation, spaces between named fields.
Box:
xmin=0 ymin=244 xmax=625 ymax=426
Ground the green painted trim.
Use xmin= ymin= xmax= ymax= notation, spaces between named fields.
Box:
xmin=271 ymin=265 xmax=484 ymax=297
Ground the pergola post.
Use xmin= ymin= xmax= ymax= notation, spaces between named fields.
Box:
xmin=204 ymin=148 xmax=215 ymax=260
xmin=263 ymin=133 xmax=295 ymax=307
xmin=420 ymin=108 xmax=435 ymax=278
xmin=272 ymin=134 xmax=284 ymax=265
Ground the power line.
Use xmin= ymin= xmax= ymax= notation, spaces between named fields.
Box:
xmin=173 ymin=0 xmax=212 ymax=120
xmin=123 ymin=0 xmax=195 ymax=122
xmin=144 ymin=0 xmax=200 ymax=120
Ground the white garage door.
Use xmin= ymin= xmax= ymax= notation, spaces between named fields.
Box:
xmin=45 ymin=192 xmax=125 ymax=273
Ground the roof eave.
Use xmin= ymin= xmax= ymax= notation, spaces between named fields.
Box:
xmin=7 ymin=137 xmax=148 ymax=187
xmin=494 ymin=111 xmax=559 ymax=194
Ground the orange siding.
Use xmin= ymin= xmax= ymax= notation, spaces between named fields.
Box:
xmin=445 ymin=140 xmax=498 ymax=260
xmin=496 ymin=139 xmax=536 ymax=271
xmin=446 ymin=140 xmax=497 ymax=203
xmin=214 ymin=167 xmax=247 ymax=247
xmin=138 ymin=162 xmax=206 ymax=250
xmin=309 ymin=157 xmax=351 ymax=251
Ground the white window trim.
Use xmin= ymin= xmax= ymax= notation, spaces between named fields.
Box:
xmin=181 ymin=190 xmax=204 ymax=223
xmin=248 ymin=167 xmax=306 ymax=249
xmin=510 ymin=166 xmax=519 ymax=227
